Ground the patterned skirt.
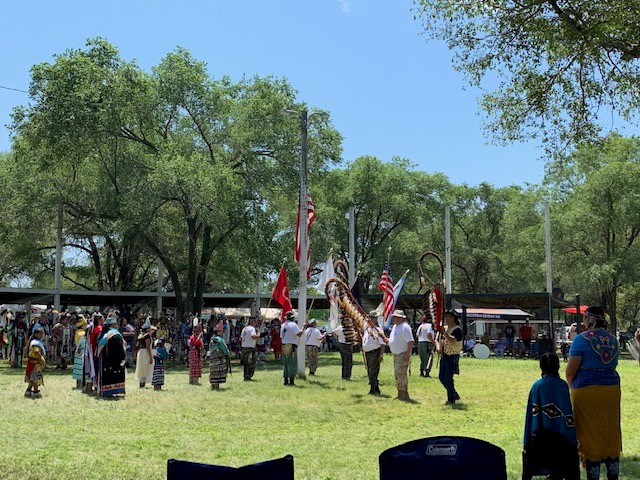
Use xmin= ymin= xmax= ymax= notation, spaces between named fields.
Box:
xmin=72 ymin=353 xmax=84 ymax=381
xmin=189 ymin=348 xmax=202 ymax=379
xmin=152 ymin=363 xmax=165 ymax=386
xmin=209 ymin=353 xmax=228 ymax=384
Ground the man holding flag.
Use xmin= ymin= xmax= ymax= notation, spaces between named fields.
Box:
xmin=272 ymin=266 xmax=293 ymax=320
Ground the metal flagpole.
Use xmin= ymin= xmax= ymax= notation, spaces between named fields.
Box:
xmin=297 ymin=110 xmax=309 ymax=377
xmin=545 ymin=202 xmax=554 ymax=345
xmin=445 ymin=206 xmax=452 ymax=295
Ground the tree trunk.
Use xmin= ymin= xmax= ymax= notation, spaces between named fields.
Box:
xmin=194 ymin=225 xmax=214 ymax=316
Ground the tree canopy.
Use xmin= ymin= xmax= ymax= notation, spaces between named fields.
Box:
xmin=413 ymin=1 xmax=640 ymax=151
xmin=8 ymin=38 xmax=342 ymax=316
xmin=5 ymin=37 xmax=640 ymax=331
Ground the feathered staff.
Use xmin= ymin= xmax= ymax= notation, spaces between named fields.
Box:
xmin=418 ymin=251 xmax=445 ymax=368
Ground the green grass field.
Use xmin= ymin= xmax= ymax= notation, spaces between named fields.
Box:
xmin=1 ymin=353 xmax=638 ymax=480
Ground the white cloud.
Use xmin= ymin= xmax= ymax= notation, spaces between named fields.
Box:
xmin=339 ymin=0 xmax=351 ymax=14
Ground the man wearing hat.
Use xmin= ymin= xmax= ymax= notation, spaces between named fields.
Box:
xmin=304 ymin=319 xmax=327 ymax=376
xmin=280 ymin=311 xmax=306 ymax=386
xmin=363 ymin=311 xmax=388 ymax=395
xmin=439 ymin=309 xmax=463 ymax=405
xmin=240 ymin=317 xmax=260 ymax=381
xmin=389 ymin=309 xmax=414 ymax=401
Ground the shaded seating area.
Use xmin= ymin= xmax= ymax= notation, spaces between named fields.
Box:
xmin=379 ymin=436 xmax=507 ymax=480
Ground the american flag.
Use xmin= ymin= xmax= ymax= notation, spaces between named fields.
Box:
xmin=379 ymin=261 xmax=394 ymax=322
xmin=295 ymin=189 xmax=316 ymax=279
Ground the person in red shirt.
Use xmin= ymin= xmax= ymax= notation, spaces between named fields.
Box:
xmin=519 ymin=320 xmax=533 ymax=351
xmin=189 ymin=324 xmax=205 ymax=385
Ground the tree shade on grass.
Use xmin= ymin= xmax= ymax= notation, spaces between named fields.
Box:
xmin=1 ymin=354 xmax=638 ymax=480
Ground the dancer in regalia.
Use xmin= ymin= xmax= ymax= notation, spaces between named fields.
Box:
xmin=96 ymin=316 xmax=126 ymax=397
xmin=208 ymin=330 xmax=230 ymax=390
xmin=24 ymin=327 xmax=46 ymax=398
xmin=72 ymin=316 xmax=88 ymax=388
xmin=152 ymin=338 xmax=170 ymax=390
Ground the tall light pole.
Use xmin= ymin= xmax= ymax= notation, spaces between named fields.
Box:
xmin=346 ymin=206 xmax=355 ymax=286
xmin=284 ymin=108 xmax=328 ymax=376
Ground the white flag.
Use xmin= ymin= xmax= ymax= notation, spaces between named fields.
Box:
xmin=314 ymin=253 xmax=335 ymax=292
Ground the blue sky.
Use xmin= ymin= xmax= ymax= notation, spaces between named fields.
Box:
xmin=0 ymin=0 xmax=548 ymax=187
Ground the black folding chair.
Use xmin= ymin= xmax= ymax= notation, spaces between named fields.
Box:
xmin=379 ymin=436 xmax=507 ymax=480
xmin=167 ymin=454 xmax=294 ymax=480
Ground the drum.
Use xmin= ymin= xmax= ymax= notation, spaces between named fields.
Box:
xmin=473 ymin=343 xmax=490 ymax=359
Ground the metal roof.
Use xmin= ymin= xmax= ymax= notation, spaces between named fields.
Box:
xmin=0 ymin=287 xmax=573 ymax=312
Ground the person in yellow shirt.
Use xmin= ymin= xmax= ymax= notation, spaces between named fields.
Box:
xmin=25 ymin=327 xmax=46 ymax=398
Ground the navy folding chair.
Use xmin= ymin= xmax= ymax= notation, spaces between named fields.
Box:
xmin=167 ymin=454 xmax=294 ymax=480
xmin=379 ymin=436 xmax=507 ymax=480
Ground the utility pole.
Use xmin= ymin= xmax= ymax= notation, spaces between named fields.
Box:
xmin=347 ymin=205 xmax=355 ymax=286
xmin=54 ymin=202 xmax=63 ymax=310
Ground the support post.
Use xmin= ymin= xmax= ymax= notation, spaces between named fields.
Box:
xmin=348 ymin=205 xmax=355 ymax=286
xmin=297 ymin=110 xmax=309 ymax=377
xmin=54 ymin=202 xmax=63 ymax=310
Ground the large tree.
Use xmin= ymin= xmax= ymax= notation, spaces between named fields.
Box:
xmin=10 ymin=38 xmax=341 ymax=315
xmin=546 ymin=133 xmax=640 ymax=332
xmin=314 ymin=155 xmax=450 ymax=293
xmin=445 ymin=183 xmax=524 ymax=293
xmin=413 ymin=1 xmax=640 ymax=150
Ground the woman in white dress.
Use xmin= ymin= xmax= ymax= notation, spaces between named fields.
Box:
xmin=135 ymin=321 xmax=156 ymax=388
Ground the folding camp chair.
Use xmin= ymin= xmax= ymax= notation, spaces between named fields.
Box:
xmin=167 ymin=454 xmax=294 ymax=480
xmin=379 ymin=436 xmax=507 ymax=480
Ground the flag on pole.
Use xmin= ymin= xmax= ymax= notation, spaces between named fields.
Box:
xmin=379 ymin=262 xmax=394 ymax=324
xmin=272 ymin=267 xmax=293 ymax=320
xmin=314 ymin=253 xmax=334 ymax=293
xmin=295 ymin=189 xmax=316 ymax=279
xmin=385 ymin=270 xmax=410 ymax=329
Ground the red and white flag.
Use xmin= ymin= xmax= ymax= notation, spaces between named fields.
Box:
xmin=294 ymin=189 xmax=316 ymax=279
xmin=379 ymin=261 xmax=394 ymax=324
xmin=272 ymin=267 xmax=293 ymax=320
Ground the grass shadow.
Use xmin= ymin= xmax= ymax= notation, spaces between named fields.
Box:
xmin=93 ymin=394 xmax=125 ymax=402
xmin=447 ymin=402 xmax=468 ymax=411
xmin=620 ymin=455 xmax=640 ymax=475
xmin=304 ymin=379 xmax=334 ymax=390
